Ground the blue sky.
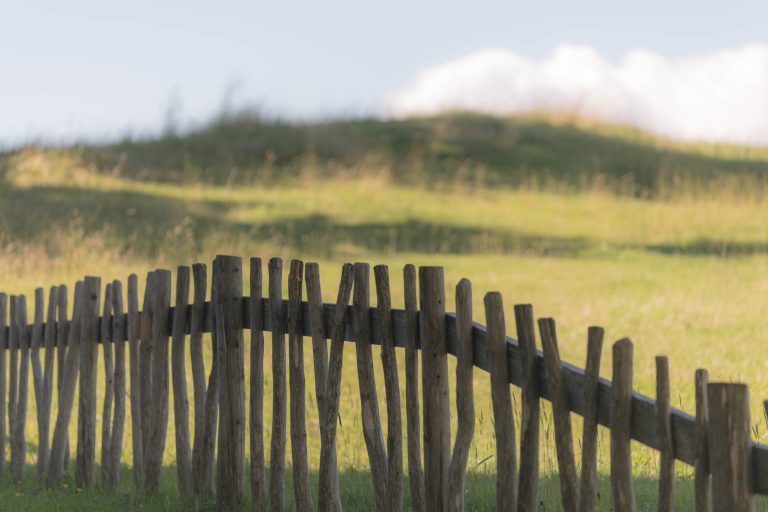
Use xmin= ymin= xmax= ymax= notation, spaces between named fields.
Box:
xmin=2 ymin=1 xmax=767 ymax=145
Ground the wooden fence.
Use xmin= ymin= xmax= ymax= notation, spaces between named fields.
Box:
xmin=0 ymin=254 xmax=766 ymax=511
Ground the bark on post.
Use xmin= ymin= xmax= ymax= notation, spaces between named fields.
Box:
xmin=707 ymin=383 xmax=754 ymax=512
xmin=100 ymin=283 xmax=114 ymax=485
xmin=47 ymin=282 xmax=83 ymax=484
xmin=579 ymin=326 xmax=604 ymax=512
xmin=403 ymin=264 xmax=424 ymax=512
xmin=215 ymin=255 xmax=246 ymax=510
xmin=190 ymin=263 xmax=208 ymax=495
xmin=694 ymin=369 xmax=710 ymax=512
xmin=268 ymin=257 xmax=286 ymax=512
xmin=318 ymin=264 xmax=353 ymax=512
xmin=29 ymin=288 xmax=46 ymax=480
xmin=288 ymin=260 xmax=313 ymax=512
xmin=139 ymin=271 xmax=155 ymax=478
xmin=76 ymin=276 xmax=100 ymax=488
xmin=305 ymin=262 xmax=342 ymax=511
xmin=610 ymin=338 xmax=636 ymax=512
xmin=55 ymin=285 xmax=70 ymax=472
xmin=539 ymin=318 xmax=579 ymax=511
xmin=144 ymin=270 xmax=171 ymax=494
xmin=374 ymin=264 xmax=403 ymax=512
xmin=419 ymin=267 xmax=450 ymax=511
xmin=108 ymin=279 xmax=126 ymax=488
xmin=171 ymin=266 xmax=192 ymax=495
xmin=249 ymin=257 xmax=266 ymax=510
xmin=656 ymin=356 xmax=675 ymax=512
xmin=354 ymin=263 xmax=388 ymax=511
xmin=126 ymin=274 xmax=143 ymax=487
xmin=486 ymin=292 xmax=517 ymax=511
xmin=515 ymin=304 xmax=540 ymax=512
xmin=39 ymin=286 xmax=58 ymax=480
xmin=0 ymin=294 xmax=6 ymax=476
xmin=447 ymin=279 xmax=474 ymax=512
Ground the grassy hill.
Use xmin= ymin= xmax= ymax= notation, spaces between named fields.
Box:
xmin=2 ymin=114 xmax=768 ymax=509
xmin=6 ymin=113 xmax=768 ymax=193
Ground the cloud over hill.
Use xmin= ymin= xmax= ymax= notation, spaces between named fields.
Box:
xmin=387 ymin=45 xmax=768 ymax=146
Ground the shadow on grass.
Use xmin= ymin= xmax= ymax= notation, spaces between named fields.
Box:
xmin=4 ymin=182 xmax=768 ymax=259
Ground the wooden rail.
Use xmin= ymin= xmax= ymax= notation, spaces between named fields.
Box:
xmin=0 ymin=255 xmax=765 ymax=511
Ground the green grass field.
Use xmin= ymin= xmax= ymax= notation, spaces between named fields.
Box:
xmin=2 ymin=113 xmax=768 ymax=509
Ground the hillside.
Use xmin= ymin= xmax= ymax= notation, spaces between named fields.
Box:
xmin=4 ymin=113 xmax=768 ymax=194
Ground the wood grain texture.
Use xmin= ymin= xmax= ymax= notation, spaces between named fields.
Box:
xmin=403 ymin=264 xmax=424 ymax=512
xmin=656 ymin=356 xmax=675 ymax=512
xmin=171 ymin=267 xmax=192 ymax=495
xmin=268 ymin=257 xmax=286 ymax=512
xmin=108 ymin=279 xmax=126 ymax=488
xmin=190 ymin=263 xmax=208 ymax=495
xmin=198 ymin=262 xmax=219 ymax=500
xmin=579 ymin=326 xmax=603 ymax=512
xmin=447 ymin=279 xmax=473 ymax=512
xmin=144 ymin=270 xmax=171 ymax=494
xmin=708 ymin=383 xmax=754 ymax=512
xmin=100 ymin=283 xmax=114 ymax=486
xmin=420 ymin=267 xmax=451 ymax=512
xmin=610 ymin=338 xmax=636 ymax=512
xmin=288 ymin=260 xmax=313 ymax=512
xmin=354 ymin=263 xmax=388 ymax=512
xmin=249 ymin=258 xmax=266 ymax=510
xmin=539 ymin=318 xmax=578 ymax=511
xmin=515 ymin=304 xmax=540 ymax=512
xmin=318 ymin=264 xmax=353 ymax=512
xmin=14 ymin=296 xmax=29 ymax=481
xmin=126 ymin=274 xmax=143 ymax=487
xmin=0 ymin=294 xmax=6 ymax=476
xmin=39 ymin=287 xmax=58 ymax=480
xmin=214 ymin=255 xmax=246 ymax=510
xmin=8 ymin=296 xmax=18 ymax=479
xmin=486 ymin=292 xmax=517 ymax=511
xmin=55 ymin=285 xmax=70 ymax=472
xmin=305 ymin=262 xmax=341 ymax=512
xmin=30 ymin=288 xmax=46 ymax=480
xmin=374 ymin=264 xmax=403 ymax=512
xmin=76 ymin=276 xmax=100 ymax=488
xmin=47 ymin=282 xmax=82 ymax=484
xmin=695 ymin=369 xmax=710 ymax=512
xmin=138 ymin=271 xmax=155 ymax=479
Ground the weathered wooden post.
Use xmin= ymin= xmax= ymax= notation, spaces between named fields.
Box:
xmin=76 ymin=276 xmax=100 ymax=488
xmin=214 ymin=255 xmax=246 ymax=510
xmin=707 ymin=383 xmax=754 ymax=512
xmin=419 ymin=266 xmax=450 ymax=510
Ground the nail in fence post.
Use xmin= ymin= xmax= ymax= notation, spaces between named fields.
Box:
xmin=707 ymin=383 xmax=754 ymax=512
xmin=419 ymin=266 xmax=450 ymax=511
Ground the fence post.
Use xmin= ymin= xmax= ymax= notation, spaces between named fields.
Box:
xmin=76 ymin=276 xmax=100 ymax=488
xmin=707 ymin=383 xmax=754 ymax=512
xmin=214 ymin=255 xmax=245 ymax=510
xmin=418 ymin=266 xmax=450 ymax=511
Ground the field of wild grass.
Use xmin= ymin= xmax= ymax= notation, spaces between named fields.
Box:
xmin=2 ymin=114 xmax=768 ymax=510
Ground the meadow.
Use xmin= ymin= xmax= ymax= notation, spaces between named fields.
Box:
xmin=1 ymin=113 xmax=768 ymax=509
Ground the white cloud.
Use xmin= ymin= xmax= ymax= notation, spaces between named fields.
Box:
xmin=387 ymin=45 xmax=768 ymax=146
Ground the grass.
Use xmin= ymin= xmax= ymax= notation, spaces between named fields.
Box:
xmin=2 ymin=113 xmax=768 ymax=509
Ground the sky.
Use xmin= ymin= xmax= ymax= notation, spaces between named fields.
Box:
xmin=2 ymin=1 xmax=768 ymax=146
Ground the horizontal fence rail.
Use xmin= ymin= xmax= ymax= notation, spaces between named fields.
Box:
xmin=0 ymin=255 xmax=765 ymax=511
